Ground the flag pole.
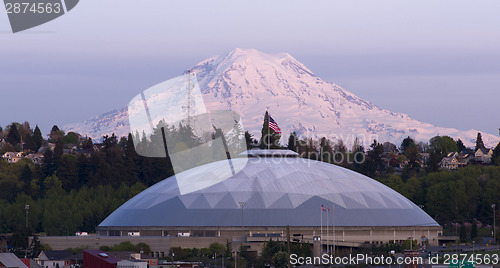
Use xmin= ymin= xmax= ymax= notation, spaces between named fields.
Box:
xmin=332 ymin=203 xmax=335 ymax=258
xmin=268 ymin=112 xmax=270 ymax=150
xmin=320 ymin=206 xmax=323 ymax=253
xmin=327 ymin=207 xmax=329 ymax=255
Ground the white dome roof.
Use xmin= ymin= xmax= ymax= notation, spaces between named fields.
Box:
xmin=100 ymin=151 xmax=438 ymax=227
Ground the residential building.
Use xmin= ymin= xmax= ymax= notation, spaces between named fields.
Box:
xmin=25 ymin=153 xmax=45 ymax=165
xmin=130 ymin=253 xmax=158 ymax=266
xmin=440 ymin=155 xmax=460 ymax=170
xmin=475 ymin=148 xmax=493 ymax=164
xmin=439 ymin=152 xmax=472 ymax=170
xmin=158 ymin=261 xmax=202 ymax=268
xmin=1 ymin=152 xmax=23 ymax=163
xmin=83 ymin=250 xmax=121 ymax=268
xmin=36 ymin=250 xmax=80 ymax=268
xmin=0 ymin=253 xmax=29 ymax=268
xmin=117 ymin=259 xmax=148 ymax=268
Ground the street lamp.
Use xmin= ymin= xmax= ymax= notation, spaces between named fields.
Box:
xmin=238 ymin=202 xmax=246 ymax=236
xmin=472 ymin=241 xmax=475 ymax=258
xmin=492 ymin=204 xmax=496 ymax=243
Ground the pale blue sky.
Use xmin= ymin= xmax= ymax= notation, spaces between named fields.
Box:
xmin=1 ymin=0 xmax=499 ymax=136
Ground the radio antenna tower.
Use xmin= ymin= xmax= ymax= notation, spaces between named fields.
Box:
xmin=182 ymin=70 xmax=196 ymax=127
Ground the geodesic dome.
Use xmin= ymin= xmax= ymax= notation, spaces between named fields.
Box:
xmin=99 ymin=150 xmax=438 ymax=228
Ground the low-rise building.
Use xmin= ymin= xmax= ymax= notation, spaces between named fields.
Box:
xmin=36 ymin=250 xmax=80 ymax=268
xmin=83 ymin=250 xmax=121 ymax=268
xmin=117 ymin=259 xmax=148 ymax=268
xmin=475 ymin=148 xmax=493 ymax=164
xmin=130 ymin=253 xmax=158 ymax=266
xmin=1 ymin=152 xmax=23 ymax=163
xmin=439 ymin=152 xmax=473 ymax=170
xmin=0 ymin=253 xmax=29 ymax=268
xmin=25 ymin=153 xmax=45 ymax=165
xmin=440 ymin=156 xmax=459 ymax=170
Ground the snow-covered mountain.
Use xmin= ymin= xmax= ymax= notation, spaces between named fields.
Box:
xmin=64 ymin=48 xmax=499 ymax=148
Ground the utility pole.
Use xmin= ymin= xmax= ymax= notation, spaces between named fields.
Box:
xmin=25 ymin=204 xmax=29 ymax=229
xmin=25 ymin=204 xmax=29 ymax=259
xmin=237 ymin=201 xmax=245 ymax=268
xmin=234 ymin=251 xmax=237 ymax=268
xmin=493 ymin=204 xmax=496 ymax=243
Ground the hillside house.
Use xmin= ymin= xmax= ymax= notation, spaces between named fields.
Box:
xmin=25 ymin=153 xmax=45 ymax=165
xmin=440 ymin=155 xmax=459 ymax=170
xmin=1 ymin=152 xmax=23 ymax=163
xmin=440 ymin=152 xmax=473 ymax=170
xmin=475 ymin=148 xmax=493 ymax=164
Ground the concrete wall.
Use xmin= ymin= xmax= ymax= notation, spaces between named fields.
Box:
xmin=39 ymin=225 xmax=442 ymax=256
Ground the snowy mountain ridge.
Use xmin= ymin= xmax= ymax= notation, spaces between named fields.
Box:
xmin=64 ymin=48 xmax=499 ymax=148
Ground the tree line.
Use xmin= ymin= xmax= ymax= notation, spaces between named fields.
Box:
xmin=1 ymin=118 xmax=500 ymax=252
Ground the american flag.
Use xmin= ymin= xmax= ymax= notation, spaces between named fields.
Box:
xmin=269 ymin=116 xmax=281 ymax=134
xmin=321 ymin=204 xmax=326 ymax=211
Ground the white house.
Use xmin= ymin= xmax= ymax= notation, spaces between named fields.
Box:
xmin=440 ymin=155 xmax=460 ymax=170
xmin=475 ymin=148 xmax=493 ymax=164
xmin=1 ymin=152 xmax=23 ymax=163
xmin=36 ymin=250 xmax=77 ymax=268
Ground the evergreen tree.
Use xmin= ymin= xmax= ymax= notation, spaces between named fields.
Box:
xmin=259 ymin=111 xmax=281 ymax=149
xmin=287 ymin=132 xmax=298 ymax=152
xmin=400 ymin=136 xmax=416 ymax=153
xmin=53 ymin=138 xmax=64 ymax=171
xmin=333 ymin=139 xmax=347 ymax=165
xmin=0 ymin=142 xmax=15 ymax=154
xmin=351 ymin=138 xmax=365 ymax=173
xmin=365 ymin=140 xmax=384 ymax=177
xmin=244 ymin=131 xmax=256 ymax=150
xmin=475 ymin=133 xmax=485 ymax=151
xmin=459 ymin=224 xmax=467 ymax=242
xmin=42 ymin=148 xmax=54 ymax=176
xmin=492 ymin=142 xmax=500 ymax=166
xmin=471 ymin=221 xmax=478 ymax=239
xmin=319 ymin=137 xmax=332 ymax=163
xmin=6 ymin=123 xmax=21 ymax=146
xmin=400 ymin=137 xmax=420 ymax=180
xmin=82 ymin=137 xmax=94 ymax=152
xmin=20 ymin=164 xmax=33 ymax=184
xmin=426 ymin=150 xmax=442 ymax=173
xmin=456 ymin=139 xmax=466 ymax=152
xmin=23 ymin=132 xmax=36 ymax=152
xmin=33 ymin=125 xmax=44 ymax=151
xmin=305 ymin=138 xmax=317 ymax=160
xmin=58 ymin=155 xmax=79 ymax=190
xmin=49 ymin=125 xmax=64 ymax=142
